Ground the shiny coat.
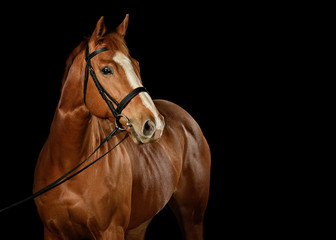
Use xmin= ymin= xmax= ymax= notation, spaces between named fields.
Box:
xmin=33 ymin=15 xmax=210 ymax=240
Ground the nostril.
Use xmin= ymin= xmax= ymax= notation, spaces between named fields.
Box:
xmin=142 ymin=120 xmax=155 ymax=137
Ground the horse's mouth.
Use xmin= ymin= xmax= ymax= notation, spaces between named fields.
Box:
xmin=129 ymin=126 xmax=143 ymax=145
xmin=129 ymin=124 xmax=164 ymax=145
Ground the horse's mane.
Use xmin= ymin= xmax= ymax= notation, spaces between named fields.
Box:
xmin=61 ymin=38 xmax=89 ymax=89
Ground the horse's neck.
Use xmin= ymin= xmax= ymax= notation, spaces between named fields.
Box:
xmin=46 ymin=50 xmax=116 ymax=171
xmin=49 ymin=104 xmax=114 ymax=172
xmin=47 ymin=56 xmax=105 ymax=170
xmin=48 ymin=78 xmax=90 ymax=170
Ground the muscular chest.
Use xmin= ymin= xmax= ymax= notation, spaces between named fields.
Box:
xmin=127 ymin=142 xmax=183 ymax=227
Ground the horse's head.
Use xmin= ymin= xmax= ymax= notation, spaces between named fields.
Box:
xmin=84 ymin=15 xmax=164 ymax=144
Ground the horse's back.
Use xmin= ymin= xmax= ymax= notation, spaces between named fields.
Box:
xmin=154 ymin=99 xmax=205 ymax=135
xmin=154 ymin=99 xmax=210 ymax=155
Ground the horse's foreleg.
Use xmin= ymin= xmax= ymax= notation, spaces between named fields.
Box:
xmin=169 ymin=139 xmax=211 ymax=240
xmin=169 ymin=170 xmax=210 ymax=238
xmin=125 ymin=218 xmax=153 ymax=240
xmin=100 ymin=225 xmax=125 ymax=240
xmin=43 ymin=227 xmax=64 ymax=240
xmin=43 ymin=227 xmax=54 ymax=240
xmin=169 ymin=195 xmax=206 ymax=240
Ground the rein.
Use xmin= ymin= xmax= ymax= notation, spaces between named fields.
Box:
xmin=0 ymin=130 xmax=128 ymax=213
xmin=0 ymin=45 xmax=145 ymax=213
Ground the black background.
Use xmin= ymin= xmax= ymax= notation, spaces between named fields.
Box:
xmin=0 ymin=1 xmax=306 ymax=239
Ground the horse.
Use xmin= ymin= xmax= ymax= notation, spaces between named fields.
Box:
xmin=33 ymin=14 xmax=211 ymax=240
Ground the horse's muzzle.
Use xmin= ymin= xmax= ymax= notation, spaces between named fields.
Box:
xmin=129 ymin=116 xmax=164 ymax=144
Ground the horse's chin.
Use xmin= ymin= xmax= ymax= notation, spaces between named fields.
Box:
xmin=129 ymin=126 xmax=160 ymax=145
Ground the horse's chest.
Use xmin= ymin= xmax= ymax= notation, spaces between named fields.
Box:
xmin=128 ymin=150 xmax=181 ymax=227
xmin=39 ymin=162 xmax=132 ymax=237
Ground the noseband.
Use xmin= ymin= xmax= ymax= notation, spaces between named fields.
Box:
xmin=83 ymin=45 xmax=147 ymax=130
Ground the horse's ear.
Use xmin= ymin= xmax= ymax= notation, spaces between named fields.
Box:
xmin=91 ymin=16 xmax=107 ymax=42
xmin=116 ymin=14 xmax=129 ymax=38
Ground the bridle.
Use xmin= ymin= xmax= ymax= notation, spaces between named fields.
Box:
xmin=0 ymin=45 xmax=149 ymax=213
xmin=84 ymin=44 xmax=148 ymax=130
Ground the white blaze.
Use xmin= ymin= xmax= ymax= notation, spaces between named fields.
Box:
xmin=112 ymin=51 xmax=164 ymax=131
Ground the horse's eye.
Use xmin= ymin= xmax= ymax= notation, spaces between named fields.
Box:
xmin=101 ymin=66 xmax=113 ymax=75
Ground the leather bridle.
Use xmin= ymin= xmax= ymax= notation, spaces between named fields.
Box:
xmin=84 ymin=45 xmax=147 ymax=130
xmin=0 ymin=45 xmax=149 ymax=213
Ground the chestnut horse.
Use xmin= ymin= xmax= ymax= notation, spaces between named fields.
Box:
xmin=33 ymin=15 xmax=210 ymax=240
